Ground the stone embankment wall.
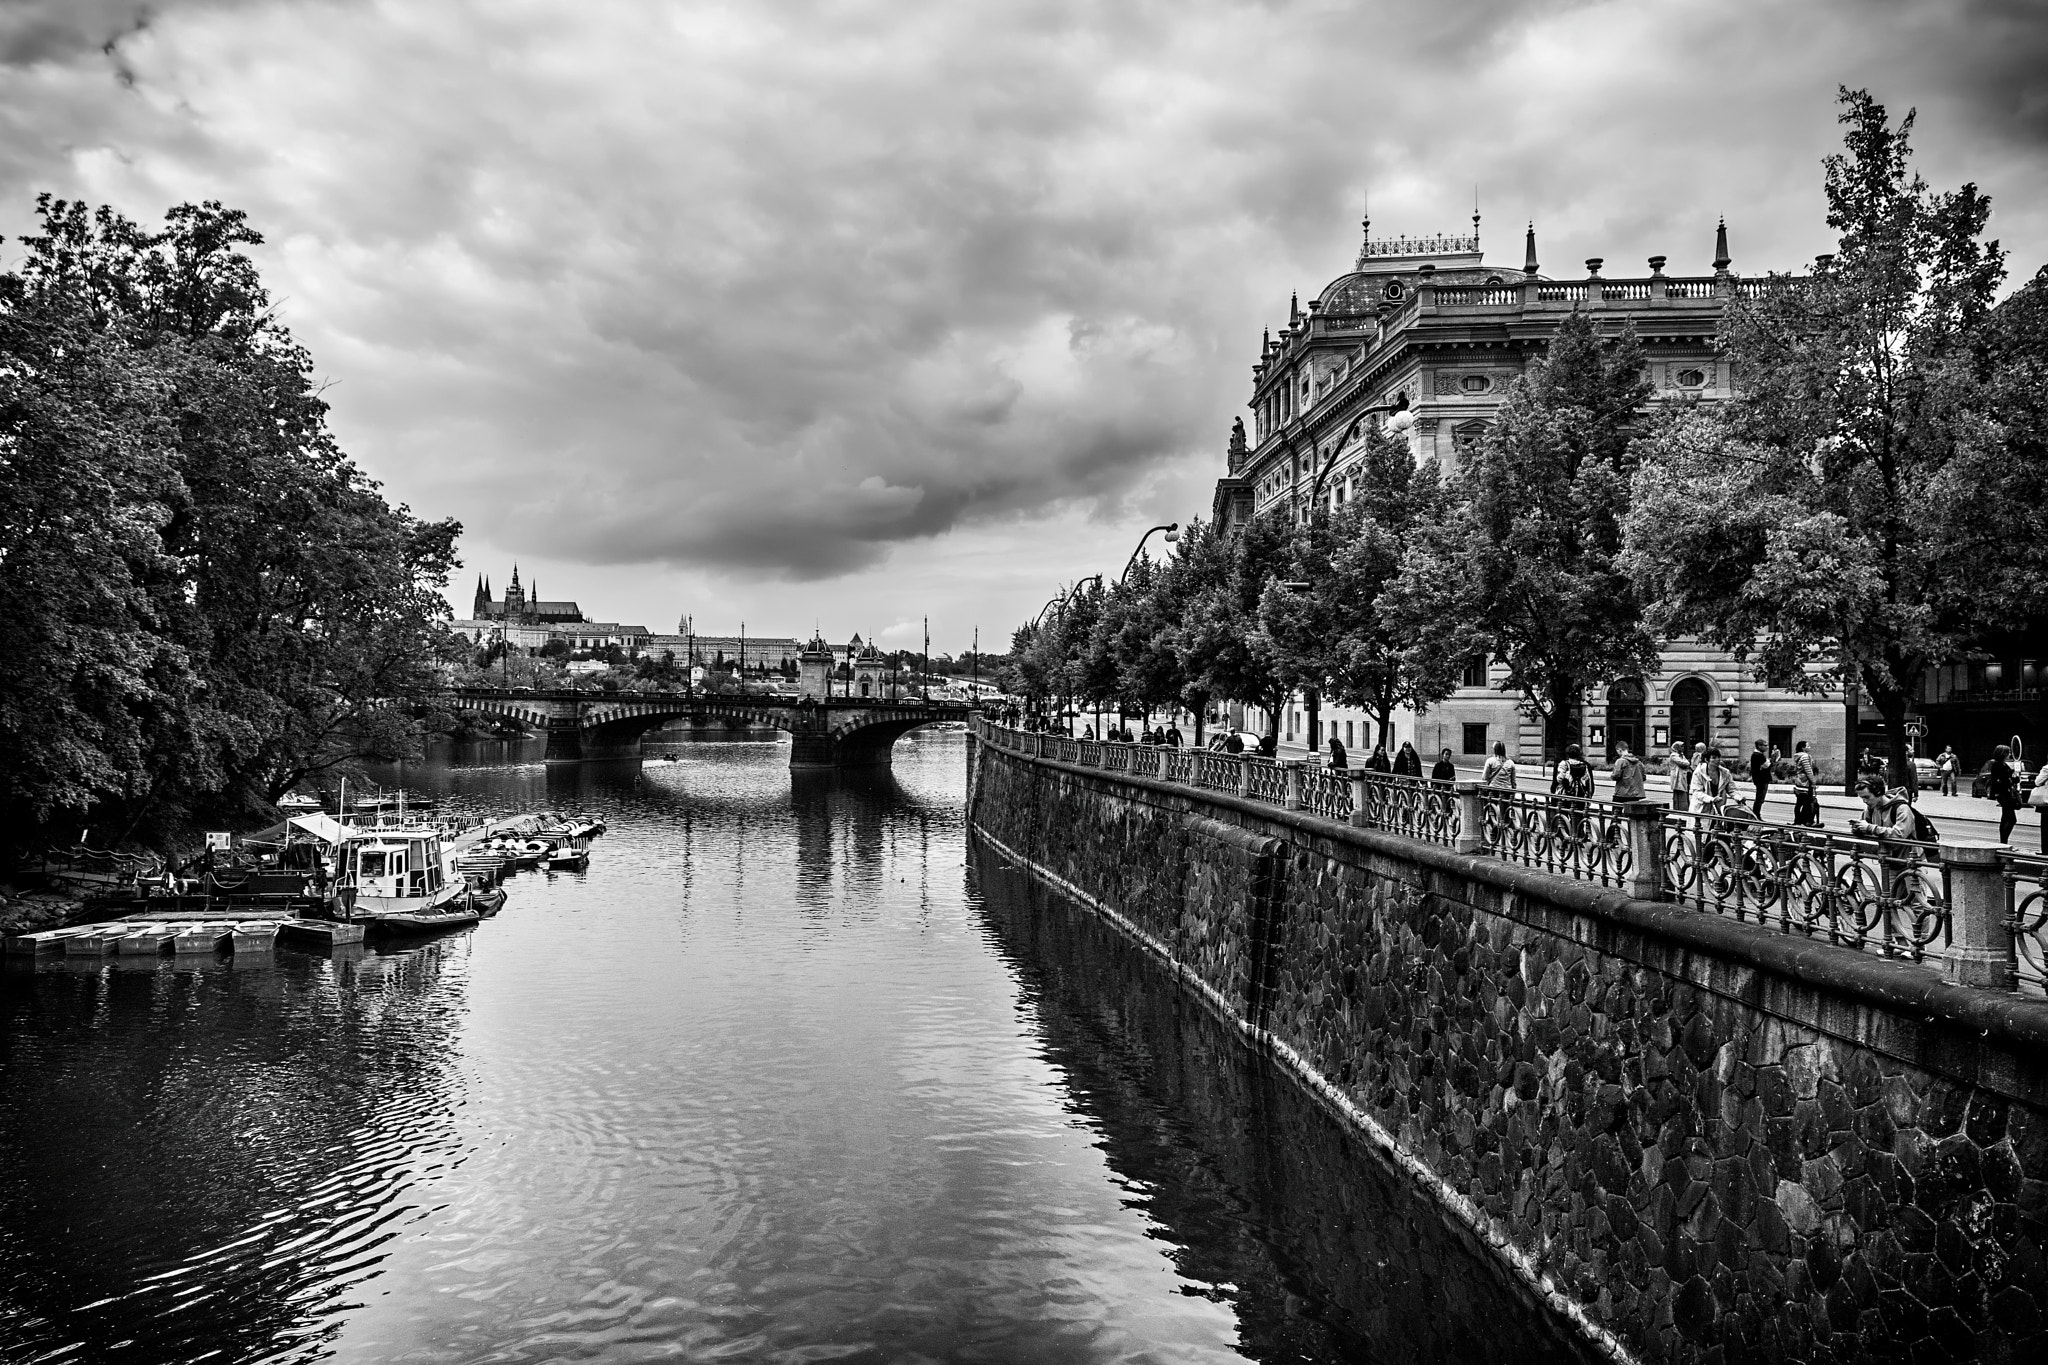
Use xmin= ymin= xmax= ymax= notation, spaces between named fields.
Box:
xmin=967 ymin=739 xmax=2048 ymax=1365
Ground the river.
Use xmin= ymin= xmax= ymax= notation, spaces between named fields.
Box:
xmin=0 ymin=730 xmax=1582 ymax=1364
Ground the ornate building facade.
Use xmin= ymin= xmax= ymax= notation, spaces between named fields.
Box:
xmin=1215 ymin=216 xmax=1849 ymax=772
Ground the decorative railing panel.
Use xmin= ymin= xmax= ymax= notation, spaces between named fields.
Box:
xmin=1433 ymin=286 xmax=1521 ymax=307
xmin=1665 ymin=279 xmax=1716 ymax=299
xmin=1244 ymin=758 xmax=1288 ymax=807
xmin=1662 ymin=815 xmax=1951 ymax=962
xmin=1352 ymin=773 xmax=1460 ymax=847
xmin=1602 ymin=282 xmax=1652 ymax=301
xmin=1189 ymin=750 xmax=1242 ymax=794
xmin=1297 ymin=766 xmax=1353 ymax=822
xmin=2006 ymin=854 xmax=2048 ymax=994
xmin=1479 ymin=790 xmax=1634 ymax=887
xmin=1535 ymin=283 xmax=1588 ymax=302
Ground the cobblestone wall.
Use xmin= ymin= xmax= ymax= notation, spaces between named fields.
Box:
xmin=970 ymin=741 xmax=2048 ymax=1365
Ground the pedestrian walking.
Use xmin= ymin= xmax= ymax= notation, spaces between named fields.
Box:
xmin=1165 ymin=725 xmax=1182 ymax=748
xmin=1986 ymin=744 xmax=2020 ymax=844
xmin=1790 ymin=740 xmax=1821 ymax=827
xmin=1481 ymin=741 xmax=1517 ymax=789
xmin=1668 ymin=741 xmax=1694 ymax=814
xmin=1394 ymin=741 xmax=1422 ymax=778
xmin=1748 ymin=738 xmax=1771 ymax=817
xmin=1937 ymin=745 xmax=1958 ymax=796
xmin=1610 ymin=741 xmax=1646 ymax=802
xmin=1430 ymin=749 xmax=1458 ymax=783
xmin=1327 ymin=734 xmax=1348 ymax=771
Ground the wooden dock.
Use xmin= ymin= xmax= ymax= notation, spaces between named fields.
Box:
xmin=6 ymin=916 xmax=365 ymax=960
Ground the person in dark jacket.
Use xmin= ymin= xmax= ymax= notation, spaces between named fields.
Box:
xmin=1394 ymin=741 xmax=1422 ymax=778
xmin=1327 ymin=735 xmax=1348 ymax=770
xmin=1257 ymin=734 xmax=1277 ymax=757
xmin=1365 ymin=745 xmax=1391 ymax=773
xmin=1748 ymin=739 xmax=1771 ymax=817
xmin=1223 ymin=732 xmax=1244 ymax=755
xmin=1987 ymin=744 xmax=2020 ymax=844
xmin=1430 ymin=748 xmax=1458 ymax=782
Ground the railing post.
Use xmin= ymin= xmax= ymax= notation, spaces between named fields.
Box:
xmin=1621 ymin=802 xmax=1668 ymax=901
xmin=1237 ymin=756 xmax=1252 ymax=798
xmin=1941 ymin=841 xmax=2017 ymax=989
xmin=1454 ymin=782 xmax=1486 ymax=855
xmin=1033 ymin=732 xmax=1046 ymax=760
xmin=1284 ymin=762 xmax=1303 ymax=810
xmin=1348 ymin=772 xmax=1369 ymax=828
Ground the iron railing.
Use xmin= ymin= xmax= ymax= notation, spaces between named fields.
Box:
xmin=975 ymin=720 xmax=2006 ymax=983
xmin=1481 ymin=789 xmax=1635 ymax=887
xmin=1355 ymin=774 xmax=1460 ymax=847
xmin=1663 ymin=813 xmax=1951 ymax=963
xmin=2006 ymin=853 xmax=2048 ymax=993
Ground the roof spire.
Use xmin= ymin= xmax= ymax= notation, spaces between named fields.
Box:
xmin=1290 ymin=291 xmax=1300 ymax=322
xmin=1524 ymin=221 xmax=1539 ymax=276
xmin=1472 ymin=185 xmax=1480 ymax=246
xmin=1713 ymin=217 xmax=1731 ymax=272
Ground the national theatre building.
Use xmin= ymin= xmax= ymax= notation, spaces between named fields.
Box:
xmin=1212 ymin=214 xmax=1852 ymax=773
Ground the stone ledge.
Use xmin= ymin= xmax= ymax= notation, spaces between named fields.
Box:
xmin=995 ymin=747 xmax=2048 ymax=1066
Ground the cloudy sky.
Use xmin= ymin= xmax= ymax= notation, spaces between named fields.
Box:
xmin=4 ymin=0 xmax=2046 ymax=652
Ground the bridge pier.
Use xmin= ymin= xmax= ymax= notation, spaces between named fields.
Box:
xmin=543 ymin=723 xmax=586 ymax=764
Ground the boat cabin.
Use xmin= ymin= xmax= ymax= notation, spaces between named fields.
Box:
xmin=345 ymin=830 xmax=448 ymax=903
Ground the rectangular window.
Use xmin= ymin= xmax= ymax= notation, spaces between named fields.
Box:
xmin=1346 ymin=721 xmax=1354 ymax=746
xmin=1462 ymin=723 xmax=1488 ymax=756
xmin=1461 ymin=656 xmax=1488 ymax=689
xmin=1767 ymin=725 xmax=1794 ymax=757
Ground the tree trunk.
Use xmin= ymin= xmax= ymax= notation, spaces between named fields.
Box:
xmin=1543 ymin=676 xmax=1581 ymax=763
xmin=1870 ymin=685 xmax=1913 ymax=794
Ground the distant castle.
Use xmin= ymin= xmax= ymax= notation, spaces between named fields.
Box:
xmin=471 ymin=566 xmax=585 ymax=625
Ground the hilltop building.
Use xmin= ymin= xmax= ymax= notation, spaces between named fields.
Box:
xmin=470 ymin=567 xmax=585 ymax=625
xmin=1216 ymin=213 xmax=1850 ymax=770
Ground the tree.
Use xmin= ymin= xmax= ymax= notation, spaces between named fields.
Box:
xmin=1259 ymin=431 xmax=1462 ymax=753
xmin=1620 ymin=88 xmax=2044 ymax=783
xmin=1391 ymin=311 xmax=1659 ymax=759
xmin=0 ymin=195 xmax=462 ymax=856
xmin=1176 ymin=509 xmax=1295 ymax=740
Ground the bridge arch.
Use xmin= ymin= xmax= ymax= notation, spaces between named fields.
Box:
xmin=443 ymin=688 xmax=971 ymax=769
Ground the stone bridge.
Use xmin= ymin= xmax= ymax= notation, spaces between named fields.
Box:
xmin=447 ymin=687 xmax=975 ymax=766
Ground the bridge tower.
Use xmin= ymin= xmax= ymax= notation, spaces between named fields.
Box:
xmin=797 ymin=634 xmax=835 ymax=702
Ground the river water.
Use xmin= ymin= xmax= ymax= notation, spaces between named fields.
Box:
xmin=1 ymin=731 xmax=1581 ymax=1364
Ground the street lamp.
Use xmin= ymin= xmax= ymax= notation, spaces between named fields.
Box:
xmin=1119 ymin=523 xmax=1180 ymax=583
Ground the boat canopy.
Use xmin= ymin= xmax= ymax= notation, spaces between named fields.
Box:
xmin=287 ymin=813 xmax=352 ymax=845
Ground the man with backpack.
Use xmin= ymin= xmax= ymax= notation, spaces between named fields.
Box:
xmin=1551 ymin=743 xmax=1594 ymax=798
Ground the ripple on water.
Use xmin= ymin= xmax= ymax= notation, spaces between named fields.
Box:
xmin=1 ymin=733 xmax=1583 ymax=1364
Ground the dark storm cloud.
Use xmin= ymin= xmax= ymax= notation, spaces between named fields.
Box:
xmin=1 ymin=0 xmax=2045 ymax=612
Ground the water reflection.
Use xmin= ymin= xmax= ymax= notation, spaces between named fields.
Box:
xmin=0 ymin=939 xmax=472 ymax=1364
xmin=0 ymin=731 xmax=1568 ymax=1363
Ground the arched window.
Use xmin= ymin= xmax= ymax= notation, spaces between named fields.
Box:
xmin=1670 ymin=678 xmax=1711 ymax=747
